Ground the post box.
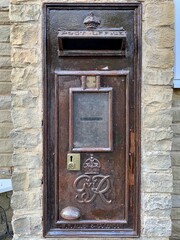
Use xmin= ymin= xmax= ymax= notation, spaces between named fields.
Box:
xmin=43 ymin=3 xmax=141 ymax=238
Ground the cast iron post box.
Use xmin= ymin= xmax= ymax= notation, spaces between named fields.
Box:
xmin=43 ymin=3 xmax=141 ymax=238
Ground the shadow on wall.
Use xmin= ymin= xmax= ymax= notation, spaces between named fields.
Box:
xmin=0 ymin=192 xmax=13 ymax=240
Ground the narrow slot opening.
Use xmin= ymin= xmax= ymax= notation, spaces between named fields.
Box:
xmin=62 ymin=38 xmax=124 ymax=51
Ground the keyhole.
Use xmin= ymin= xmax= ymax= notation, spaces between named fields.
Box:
xmin=70 ymin=156 xmax=73 ymax=162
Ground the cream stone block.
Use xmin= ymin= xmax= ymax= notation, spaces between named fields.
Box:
xmin=142 ymin=193 xmax=171 ymax=217
xmin=10 ymin=4 xmax=40 ymax=22
xmin=12 ymin=152 xmax=41 ymax=169
xmin=143 ymin=110 xmax=172 ymax=128
xmin=12 ymin=217 xmax=31 ymax=235
xmin=0 ymin=82 xmax=12 ymax=94
xmin=143 ymin=128 xmax=173 ymax=141
xmin=0 ymin=154 xmax=12 ymax=167
xmin=0 ymin=139 xmax=13 ymax=153
xmin=143 ymin=69 xmax=173 ymax=86
xmin=0 ymin=56 xmax=11 ymax=68
xmin=12 ymin=108 xmax=41 ymax=129
xmin=0 ymin=70 xmax=11 ymax=82
xmin=143 ymin=86 xmax=172 ymax=106
xmin=11 ymin=190 xmax=41 ymax=210
xmin=11 ymin=67 xmax=40 ymax=90
xmin=0 ymin=42 xmax=11 ymax=55
xmin=11 ymin=23 xmax=39 ymax=46
xmin=0 ymin=96 xmax=11 ymax=109
xmin=145 ymin=49 xmax=174 ymax=68
xmin=145 ymin=27 xmax=174 ymax=49
xmin=145 ymin=2 xmax=174 ymax=27
xmin=0 ymin=11 xmax=9 ymax=24
xmin=173 ymin=181 xmax=180 ymax=194
xmin=142 ymin=217 xmax=171 ymax=237
xmin=10 ymin=129 xmax=41 ymax=149
xmin=0 ymin=123 xmax=13 ymax=138
xmin=11 ymin=90 xmax=38 ymax=108
xmin=0 ymin=111 xmax=12 ymax=123
xmin=142 ymin=172 xmax=173 ymax=193
xmin=12 ymin=171 xmax=28 ymax=191
xmin=142 ymin=153 xmax=171 ymax=171
xmin=12 ymin=48 xmax=39 ymax=67
xmin=0 ymin=26 xmax=10 ymax=42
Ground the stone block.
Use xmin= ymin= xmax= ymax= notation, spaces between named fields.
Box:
xmin=142 ymin=217 xmax=171 ymax=237
xmin=145 ymin=27 xmax=174 ymax=49
xmin=0 ymin=123 xmax=13 ymax=138
xmin=12 ymin=48 xmax=39 ymax=67
xmin=143 ymin=128 xmax=173 ymax=142
xmin=0 ymin=0 xmax=9 ymax=7
xmin=143 ymin=139 xmax=172 ymax=152
xmin=0 ymin=11 xmax=9 ymax=24
xmin=11 ymin=66 xmax=40 ymax=90
xmin=11 ymin=130 xmax=41 ymax=149
xmin=0 ymin=56 xmax=11 ymax=68
xmin=0 ymin=154 xmax=12 ymax=167
xmin=11 ymin=190 xmax=41 ymax=210
xmin=171 ymin=152 xmax=180 ymax=166
xmin=173 ymin=181 xmax=180 ymax=194
xmin=0 ymin=111 xmax=12 ymax=123
xmin=142 ymin=193 xmax=171 ymax=217
xmin=143 ymin=69 xmax=173 ymax=86
xmin=171 ymin=208 xmax=180 ymax=220
xmin=11 ymin=23 xmax=39 ymax=47
xmin=28 ymin=170 xmax=42 ymax=189
xmin=172 ymin=124 xmax=180 ymax=135
xmin=172 ymin=195 xmax=180 ymax=208
xmin=0 ymin=70 xmax=11 ymax=82
xmin=0 ymin=96 xmax=11 ymax=109
xmin=146 ymin=3 xmax=174 ymax=27
xmin=0 ymin=82 xmax=11 ymax=94
xmin=172 ymin=107 xmax=180 ymax=123
xmin=0 ymin=139 xmax=13 ymax=153
xmin=10 ymin=4 xmax=40 ymax=22
xmin=145 ymin=49 xmax=174 ymax=68
xmin=172 ymin=167 xmax=180 ymax=180
xmin=12 ymin=152 xmax=41 ymax=169
xmin=0 ymin=43 xmax=10 ymax=55
xmin=12 ymin=108 xmax=41 ymax=129
xmin=0 ymin=26 xmax=10 ymax=42
xmin=143 ymin=86 xmax=172 ymax=108
xmin=172 ymin=137 xmax=180 ymax=151
xmin=142 ymin=172 xmax=173 ymax=193
xmin=171 ymin=220 xmax=180 ymax=237
xmin=13 ymin=217 xmax=30 ymax=235
xmin=30 ymin=215 xmax=42 ymax=235
xmin=12 ymin=171 xmax=28 ymax=191
xmin=143 ymin=111 xmax=172 ymax=129
xmin=142 ymin=154 xmax=171 ymax=171
xmin=12 ymin=91 xmax=38 ymax=108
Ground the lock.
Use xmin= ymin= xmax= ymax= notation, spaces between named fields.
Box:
xmin=67 ymin=153 xmax=80 ymax=171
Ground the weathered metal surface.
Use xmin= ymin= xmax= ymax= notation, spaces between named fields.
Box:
xmin=43 ymin=3 xmax=141 ymax=238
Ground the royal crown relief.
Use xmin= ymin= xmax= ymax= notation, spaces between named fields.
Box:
xmin=74 ymin=154 xmax=112 ymax=204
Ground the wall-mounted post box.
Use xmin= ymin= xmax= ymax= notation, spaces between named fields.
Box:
xmin=43 ymin=3 xmax=141 ymax=238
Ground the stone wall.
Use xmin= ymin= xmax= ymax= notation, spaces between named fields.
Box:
xmin=9 ymin=0 xmax=174 ymax=240
xmin=0 ymin=0 xmax=13 ymax=238
xmin=171 ymin=89 xmax=180 ymax=240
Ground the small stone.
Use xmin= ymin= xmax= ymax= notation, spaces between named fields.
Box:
xmin=60 ymin=206 xmax=81 ymax=220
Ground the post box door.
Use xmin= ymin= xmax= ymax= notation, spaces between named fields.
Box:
xmin=43 ymin=3 xmax=141 ymax=238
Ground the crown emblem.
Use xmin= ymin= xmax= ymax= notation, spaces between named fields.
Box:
xmin=83 ymin=154 xmax=100 ymax=174
xmin=83 ymin=12 xmax=101 ymax=30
